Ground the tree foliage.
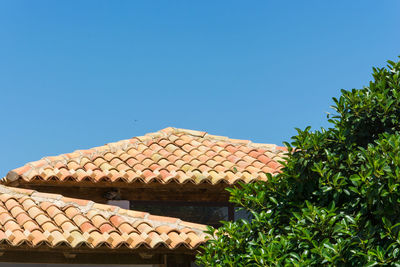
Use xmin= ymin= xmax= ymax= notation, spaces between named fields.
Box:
xmin=196 ymin=58 xmax=400 ymax=266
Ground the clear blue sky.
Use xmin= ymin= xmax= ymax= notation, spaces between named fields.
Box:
xmin=0 ymin=1 xmax=399 ymax=176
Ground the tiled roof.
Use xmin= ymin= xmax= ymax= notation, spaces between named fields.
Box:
xmin=4 ymin=127 xmax=286 ymax=185
xmin=0 ymin=185 xmax=207 ymax=249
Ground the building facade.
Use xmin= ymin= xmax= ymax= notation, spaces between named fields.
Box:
xmin=0 ymin=127 xmax=285 ymax=266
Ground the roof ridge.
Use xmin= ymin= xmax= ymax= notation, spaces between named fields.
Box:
xmin=160 ymin=127 xmax=207 ymax=138
xmin=159 ymin=127 xmax=282 ymax=150
xmin=0 ymin=185 xmax=207 ymax=233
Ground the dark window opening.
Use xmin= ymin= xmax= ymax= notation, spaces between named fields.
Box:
xmin=130 ymin=201 xmax=232 ymax=227
xmin=234 ymin=207 xmax=253 ymax=221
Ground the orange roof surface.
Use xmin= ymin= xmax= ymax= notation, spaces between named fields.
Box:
xmin=4 ymin=127 xmax=286 ymax=185
xmin=0 ymin=185 xmax=207 ymax=249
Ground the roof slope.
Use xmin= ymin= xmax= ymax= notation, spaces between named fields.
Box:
xmin=0 ymin=185 xmax=207 ymax=249
xmin=4 ymin=127 xmax=286 ymax=185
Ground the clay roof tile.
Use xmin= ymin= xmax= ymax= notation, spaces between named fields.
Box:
xmin=3 ymin=127 xmax=286 ymax=186
xmin=0 ymin=185 xmax=207 ymax=251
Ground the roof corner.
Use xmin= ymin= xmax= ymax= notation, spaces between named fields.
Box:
xmin=4 ymin=171 xmax=21 ymax=184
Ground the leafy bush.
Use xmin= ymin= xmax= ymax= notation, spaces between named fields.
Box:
xmin=196 ymin=58 xmax=400 ymax=266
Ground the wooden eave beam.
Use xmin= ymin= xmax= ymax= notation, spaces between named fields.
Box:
xmin=0 ymin=245 xmax=197 ymax=265
xmin=16 ymin=181 xmax=235 ymax=203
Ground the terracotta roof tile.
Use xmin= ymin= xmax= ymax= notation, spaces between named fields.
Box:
xmin=3 ymin=127 xmax=286 ymax=185
xmin=0 ymin=185 xmax=207 ymax=250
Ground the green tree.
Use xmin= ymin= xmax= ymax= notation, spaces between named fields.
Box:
xmin=197 ymin=58 xmax=400 ymax=266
